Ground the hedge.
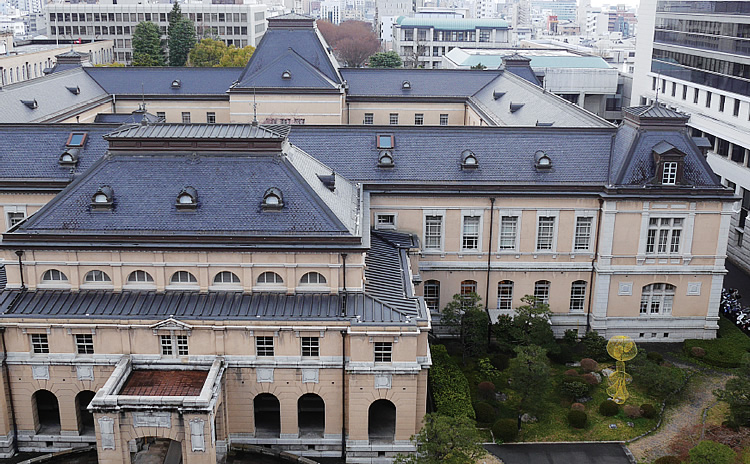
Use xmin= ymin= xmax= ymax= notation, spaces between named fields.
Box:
xmin=429 ymin=344 xmax=475 ymax=419
xmin=683 ymin=317 xmax=750 ymax=368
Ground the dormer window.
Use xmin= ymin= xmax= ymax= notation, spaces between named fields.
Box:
xmin=176 ymin=186 xmax=197 ymax=210
xmin=535 ymin=150 xmax=552 ymax=170
xmin=171 ymin=79 xmax=181 ymax=88
xmin=461 ymin=150 xmax=478 ymax=169
xmin=378 ymin=150 xmax=394 ymax=167
xmin=662 ymin=162 xmax=678 ymax=185
xmin=66 ymin=132 xmax=87 ymax=147
xmin=376 ymin=134 xmax=394 ymax=149
xmin=281 ymin=70 xmax=292 ymax=79
xmin=652 ymin=141 xmax=686 ymax=186
xmin=66 ymin=85 xmax=80 ymax=95
xmin=402 ymin=80 xmax=411 ymax=90
xmin=21 ymin=99 xmax=37 ymax=109
xmin=91 ymin=186 xmax=113 ymax=210
xmin=59 ymin=148 xmax=79 ymax=167
xmin=262 ymin=188 xmax=284 ymax=210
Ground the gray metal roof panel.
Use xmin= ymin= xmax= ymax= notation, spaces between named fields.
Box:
xmin=83 ymin=67 xmax=242 ymax=96
xmin=341 ymin=68 xmax=501 ymax=97
xmin=104 ymin=123 xmax=287 ymax=140
xmin=624 ymin=105 xmax=689 ymax=120
xmin=364 ymin=231 xmax=422 ymax=317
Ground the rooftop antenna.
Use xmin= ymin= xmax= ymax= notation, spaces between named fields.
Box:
xmin=141 ymin=82 xmax=146 ymax=112
xmin=251 ymin=88 xmax=258 ymax=126
xmin=654 ymin=72 xmax=661 ymax=105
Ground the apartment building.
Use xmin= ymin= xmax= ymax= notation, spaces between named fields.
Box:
xmin=631 ymin=0 xmax=750 ymax=273
xmin=46 ymin=3 xmax=267 ymax=63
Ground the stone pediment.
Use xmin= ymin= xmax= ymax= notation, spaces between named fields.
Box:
xmin=150 ymin=317 xmax=193 ymax=333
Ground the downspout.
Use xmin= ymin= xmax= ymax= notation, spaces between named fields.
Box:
xmin=484 ymin=197 xmax=495 ymax=345
xmin=340 ymin=330 xmax=347 ymax=461
xmin=15 ymin=251 xmax=24 ymax=290
xmin=1 ymin=328 xmax=18 ymax=456
xmin=586 ymin=199 xmax=604 ymax=334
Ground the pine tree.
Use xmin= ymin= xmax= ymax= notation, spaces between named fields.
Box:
xmin=132 ymin=22 xmax=165 ymax=67
xmin=167 ymin=4 xmax=196 ymax=67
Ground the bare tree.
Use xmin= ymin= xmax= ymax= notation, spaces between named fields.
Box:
xmin=316 ymin=20 xmax=380 ymax=67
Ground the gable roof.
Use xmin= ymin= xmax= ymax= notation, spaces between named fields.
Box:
xmin=234 ymin=48 xmax=338 ymax=90
xmin=84 ymin=67 xmax=242 ymax=97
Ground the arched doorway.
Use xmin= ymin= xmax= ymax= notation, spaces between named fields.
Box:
xmin=33 ymin=390 xmax=60 ymax=433
xmin=368 ymin=399 xmax=396 ymax=443
xmin=76 ymin=390 xmax=96 ymax=434
xmin=297 ymin=393 xmax=325 ymax=437
xmin=254 ymin=393 xmax=280 ymax=438
xmin=131 ymin=438 xmax=181 ymax=464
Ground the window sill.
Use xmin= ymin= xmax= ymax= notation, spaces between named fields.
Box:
xmin=123 ymin=284 xmax=157 ymax=291
xmin=37 ymin=283 xmax=71 ymax=290
xmin=165 ymin=285 xmax=200 ymax=291
xmin=253 ymin=286 xmax=286 ymax=292
xmin=295 ymin=286 xmax=330 ymax=293
xmin=80 ymin=283 xmax=114 ymax=290
xmin=208 ymin=285 xmax=243 ymax=292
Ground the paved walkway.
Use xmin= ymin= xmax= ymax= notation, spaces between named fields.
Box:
xmin=485 ymin=443 xmax=632 ymax=464
xmin=626 ymin=372 xmax=731 ymax=463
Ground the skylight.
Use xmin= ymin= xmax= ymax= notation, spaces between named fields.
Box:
xmin=66 ymin=132 xmax=87 ymax=147
xmin=376 ymin=134 xmax=394 ymax=149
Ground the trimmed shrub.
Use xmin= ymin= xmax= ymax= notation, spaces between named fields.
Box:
xmin=570 ymin=402 xmax=585 ymax=412
xmin=640 ymin=403 xmax=657 ymax=419
xmin=477 ymin=381 xmax=496 ymax=402
xmin=599 ymin=399 xmax=620 ymax=416
xmin=560 ymin=376 xmax=591 ymax=400
xmin=490 ymin=353 xmax=510 ymax=371
xmin=647 ymin=351 xmax=664 ymax=364
xmin=624 ymin=404 xmax=641 ymax=419
xmin=683 ymin=317 xmax=750 ymax=368
xmin=581 ymin=373 xmax=599 ymax=385
xmin=492 ymin=418 xmax=518 ymax=443
xmin=567 ymin=410 xmax=587 ymax=429
xmin=473 ymin=402 xmax=496 ymax=424
xmin=548 ymin=344 xmax=574 ymax=364
xmin=653 ymin=457 xmax=681 ymax=464
xmin=688 ymin=440 xmax=736 ymax=464
xmin=581 ymin=330 xmax=609 ymax=361
xmin=580 ymin=358 xmax=598 ymax=373
xmin=564 ymin=369 xmax=580 ymax=377
xmin=429 ymin=345 xmax=475 ymax=419
xmin=691 ymin=346 xmax=706 ymax=358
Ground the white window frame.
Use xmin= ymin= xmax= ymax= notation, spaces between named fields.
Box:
xmin=460 ymin=211 xmax=483 ymax=252
xmin=39 ymin=269 xmax=71 ymax=289
xmin=423 ymin=280 xmax=440 ymax=313
xmin=414 ymin=113 xmax=424 ymax=125
xmin=662 ymin=162 xmax=678 ymax=184
xmin=5 ymin=205 xmax=26 ymax=231
xmin=389 ymin=113 xmax=398 ymax=125
xmin=167 ymin=270 xmax=199 ymax=290
xmin=297 ymin=271 xmax=328 ymax=293
xmin=534 ymin=280 xmax=550 ymax=305
xmin=572 ymin=213 xmax=596 ymax=252
xmin=535 ymin=211 xmax=559 ymax=252
xmin=374 ymin=341 xmax=392 ymax=363
xmin=640 ymin=283 xmax=675 ymax=316
xmin=159 ymin=334 xmax=189 ymax=356
xmin=439 ymin=114 xmax=449 ymax=125
xmin=645 ymin=217 xmax=684 ymax=255
xmin=254 ymin=271 xmax=285 ymax=292
xmin=497 ymin=280 xmax=513 ymax=311
xmin=569 ymin=280 xmax=586 ymax=313
xmin=210 ymin=271 xmax=242 ymax=291
xmin=125 ymin=270 xmax=156 ymax=290
xmin=423 ymin=210 xmax=445 ymax=252
xmin=375 ymin=212 xmax=397 ymax=230
xmin=256 ymin=336 xmax=275 ymax=357
xmin=181 ymin=112 xmax=191 ymax=124
xmin=81 ymin=269 xmax=113 ymax=289
xmin=364 ymin=113 xmax=374 ymax=125
xmin=31 ymin=333 xmax=49 ymax=354
xmin=497 ymin=211 xmax=521 ymax=252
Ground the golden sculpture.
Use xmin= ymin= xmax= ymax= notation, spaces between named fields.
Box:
xmin=606 ymin=335 xmax=638 ymax=404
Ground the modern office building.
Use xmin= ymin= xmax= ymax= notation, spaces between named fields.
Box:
xmin=631 ymin=0 xmax=750 ymax=273
xmin=46 ymin=3 xmax=267 ymax=64
xmin=530 ymin=0 xmax=577 ymax=22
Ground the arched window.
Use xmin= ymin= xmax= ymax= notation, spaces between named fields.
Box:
xmin=84 ymin=270 xmax=111 ymax=283
xmin=640 ymin=283 xmax=675 ymax=315
xmin=127 ymin=270 xmax=154 ymax=284
xmin=170 ymin=271 xmax=197 ymax=285
xmin=534 ymin=280 xmax=550 ymax=305
xmin=460 ymin=280 xmax=478 ymax=307
xmin=299 ymin=272 xmax=326 ymax=285
xmin=423 ymin=280 xmax=440 ymax=312
xmin=262 ymin=188 xmax=284 ymax=210
xmin=41 ymin=269 xmax=68 ymax=283
xmin=257 ymin=271 xmax=284 ymax=285
xmin=497 ymin=280 xmax=513 ymax=311
xmin=213 ymin=271 xmax=240 ymax=285
xmin=569 ymin=280 xmax=587 ymax=312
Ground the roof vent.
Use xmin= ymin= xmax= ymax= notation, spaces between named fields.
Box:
xmin=262 ymin=187 xmax=284 ymax=210
xmin=402 ymin=80 xmax=411 ymax=90
xmin=510 ymin=102 xmax=525 ymax=113
xmin=461 ymin=150 xmax=478 ymax=169
xmin=59 ymin=148 xmax=79 ymax=167
xmin=317 ymin=172 xmax=336 ymax=191
xmin=378 ymin=150 xmax=394 ymax=168
xmin=536 ymin=121 xmax=554 ymax=127
xmin=171 ymin=79 xmax=181 ymax=88
xmin=91 ymin=185 xmax=114 ymax=210
xmin=66 ymin=85 xmax=80 ymax=95
xmin=534 ymin=150 xmax=552 ymax=170
xmin=176 ymin=186 xmax=198 ymax=210
xmin=21 ymin=99 xmax=38 ymax=109
xmin=493 ymin=90 xmax=505 ymax=100
xmin=281 ymin=70 xmax=292 ymax=79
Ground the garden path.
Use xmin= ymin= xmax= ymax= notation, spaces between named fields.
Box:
xmin=626 ymin=371 xmax=731 ymax=463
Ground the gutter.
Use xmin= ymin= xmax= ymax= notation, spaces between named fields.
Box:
xmin=484 ymin=197 xmax=495 ymax=345
xmin=0 ymin=286 xmax=26 ymax=457
xmin=586 ymin=198 xmax=604 ymax=333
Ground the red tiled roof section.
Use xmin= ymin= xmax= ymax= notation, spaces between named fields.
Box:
xmin=120 ymin=370 xmax=208 ymax=396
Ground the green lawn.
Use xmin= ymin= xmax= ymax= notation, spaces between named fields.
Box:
xmin=683 ymin=317 xmax=750 ymax=368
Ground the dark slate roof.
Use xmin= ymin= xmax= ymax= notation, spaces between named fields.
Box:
xmin=0 ymin=124 xmax=117 ymax=186
xmin=624 ymin=104 xmax=689 ymax=120
xmin=94 ymin=111 xmax=162 ymax=124
xmin=341 ymin=69 xmax=499 ymax=97
xmin=14 ymin=151 xmax=353 ymax=237
xmin=234 ymin=48 xmax=338 ymax=89
xmin=288 ymin=125 xmax=615 ymax=185
xmin=365 ymin=230 xmax=422 ymax=317
xmin=104 ymin=123 xmax=288 ymax=140
xmin=84 ymin=67 xmax=242 ymax=96
xmin=236 ymin=27 xmax=341 ymax=88
xmin=0 ymin=289 xmax=414 ymax=324
xmin=504 ymin=62 xmax=542 ymax=86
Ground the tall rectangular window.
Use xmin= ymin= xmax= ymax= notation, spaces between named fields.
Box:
xmin=31 ymin=334 xmax=49 ymax=354
xmin=682 ymin=85 xmax=687 ymax=100
xmin=694 ymin=88 xmax=699 ymax=104
xmin=662 ymin=162 xmax=678 ymax=184
xmin=706 ymin=91 xmax=712 ymax=108
xmin=206 ymin=112 xmax=216 ymax=124
xmin=536 ymin=216 xmax=555 ymax=251
xmin=176 ymin=335 xmax=188 ymax=355
xmin=740 ymin=188 xmax=750 ymax=229
xmin=439 ymin=114 xmax=448 ymax=125
xmin=646 ymin=217 xmax=683 ymax=254
xmin=160 ymin=335 xmax=173 ymax=355
xmin=364 ymin=113 xmax=373 ymax=124
xmin=574 ymin=217 xmax=593 ymax=250
xmin=497 ymin=280 xmax=513 ymax=310
xmin=719 ymin=95 xmax=726 ymax=112
xmin=181 ymin=112 xmax=191 ymax=123
xmin=569 ymin=281 xmax=586 ymax=312
xmin=534 ymin=280 xmax=550 ymax=305
xmin=499 ymin=216 xmax=518 ymax=250
xmin=75 ymin=334 xmax=94 ymax=354
xmin=424 ymin=215 xmax=443 ymax=250
xmin=389 ymin=113 xmax=398 ymax=125
xmin=374 ymin=342 xmax=392 ymax=362
xmin=301 ymin=337 xmax=319 ymax=357
xmin=256 ymin=336 xmax=274 ymax=356
xmin=462 ymin=216 xmax=480 ymax=250
xmin=156 ymin=111 xmax=166 ymax=121
xmin=414 ymin=113 xmax=424 ymax=125
xmin=671 ymin=81 xmax=676 ymax=97
xmin=734 ymin=99 xmax=741 ymax=117
xmin=424 ymin=280 xmax=440 ymax=312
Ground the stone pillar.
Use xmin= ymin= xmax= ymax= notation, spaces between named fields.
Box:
xmin=183 ymin=414 xmax=216 ymax=464
xmin=93 ymin=412 xmax=122 ymax=464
